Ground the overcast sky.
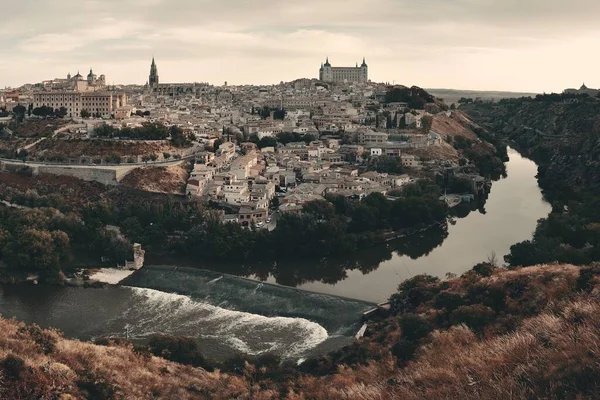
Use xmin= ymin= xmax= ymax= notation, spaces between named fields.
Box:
xmin=1 ymin=0 xmax=599 ymax=92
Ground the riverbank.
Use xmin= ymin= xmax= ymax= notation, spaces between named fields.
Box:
xmin=2 ymin=262 xmax=599 ymax=399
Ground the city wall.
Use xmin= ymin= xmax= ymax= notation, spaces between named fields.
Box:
xmin=0 ymin=160 xmax=135 ymax=186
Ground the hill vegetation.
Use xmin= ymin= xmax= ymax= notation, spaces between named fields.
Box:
xmin=2 ymin=263 xmax=600 ymax=398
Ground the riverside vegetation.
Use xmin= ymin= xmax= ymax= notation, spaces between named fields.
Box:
xmin=0 ymin=171 xmax=450 ymax=285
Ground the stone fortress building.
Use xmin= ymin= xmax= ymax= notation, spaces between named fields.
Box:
xmin=319 ymin=57 xmax=368 ymax=84
xmin=33 ymin=68 xmax=127 ymax=118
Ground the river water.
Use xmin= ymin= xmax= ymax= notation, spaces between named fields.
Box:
xmin=292 ymin=147 xmax=551 ymax=302
xmin=292 ymin=148 xmax=552 ymax=302
xmin=0 ymin=147 xmax=550 ymax=360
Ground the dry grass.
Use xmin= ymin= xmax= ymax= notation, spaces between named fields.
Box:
xmin=2 ymin=264 xmax=600 ymax=399
xmin=432 ymin=111 xmax=480 ymax=141
xmin=120 ymin=162 xmax=190 ymax=194
xmin=275 ymin=264 xmax=600 ymax=399
xmin=0 ymin=317 xmax=249 ymax=399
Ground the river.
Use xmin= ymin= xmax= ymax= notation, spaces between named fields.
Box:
xmin=291 ymin=147 xmax=552 ymax=302
xmin=0 ymin=147 xmax=550 ymax=360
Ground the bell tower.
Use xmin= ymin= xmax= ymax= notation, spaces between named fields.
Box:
xmin=149 ymin=57 xmax=159 ymax=87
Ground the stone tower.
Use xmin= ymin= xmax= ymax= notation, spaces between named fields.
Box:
xmin=149 ymin=57 xmax=159 ymax=87
xmin=360 ymin=57 xmax=368 ymax=83
xmin=319 ymin=57 xmax=333 ymax=82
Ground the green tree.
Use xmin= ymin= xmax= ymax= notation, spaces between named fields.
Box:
xmin=257 ymin=136 xmax=277 ymax=149
xmin=170 ymin=126 xmax=192 ymax=147
xmin=399 ymin=314 xmax=433 ymax=341
xmin=80 ymin=109 xmax=91 ymax=118
xmin=303 ymin=200 xmax=335 ymax=220
xmin=4 ymin=228 xmax=70 ymax=272
xmin=104 ymin=153 xmax=121 ymax=164
xmin=163 ymin=152 xmax=171 ymax=160
xmin=55 ymin=107 xmax=68 ymax=118
xmin=421 ymin=115 xmax=433 ymax=134
xmin=12 ymin=104 xmax=26 ymax=122
xmin=270 ymin=196 xmax=280 ymax=209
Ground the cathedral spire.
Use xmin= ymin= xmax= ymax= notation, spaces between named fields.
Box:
xmin=149 ymin=56 xmax=159 ymax=87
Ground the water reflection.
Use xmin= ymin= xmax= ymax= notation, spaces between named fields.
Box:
xmin=165 ymin=148 xmax=549 ymax=303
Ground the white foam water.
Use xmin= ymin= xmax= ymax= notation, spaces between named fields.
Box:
xmin=207 ymin=276 xmax=224 ymax=284
xmin=124 ymin=287 xmax=329 ymax=358
xmin=90 ymin=268 xmax=136 ymax=284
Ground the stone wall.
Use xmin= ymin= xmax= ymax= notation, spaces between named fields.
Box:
xmin=38 ymin=166 xmax=120 ymax=185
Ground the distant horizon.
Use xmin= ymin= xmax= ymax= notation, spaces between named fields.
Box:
xmin=0 ymin=61 xmax=588 ymax=94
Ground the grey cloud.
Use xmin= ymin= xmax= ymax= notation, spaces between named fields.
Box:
xmin=1 ymin=0 xmax=600 ymax=90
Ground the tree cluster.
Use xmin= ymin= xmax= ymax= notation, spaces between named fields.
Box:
xmin=384 ymin=86 xmax=436 ymax=110
xmin=94 ymin=122 xmax=169 ymax=141
xmin=31 ymin=106 xmax=68 ymax=118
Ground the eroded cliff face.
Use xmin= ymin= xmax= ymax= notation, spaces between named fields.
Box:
xmin=463 ymin=96 xmax=600 ymax=199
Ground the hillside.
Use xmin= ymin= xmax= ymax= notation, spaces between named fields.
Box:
xmin=462 ymin=94 xmax=600 ymax=269
xmin=120 ymin=162 xmax=190 ymax=194
xmin=463 ymin=95 xmax=600 ymax=198
xmin=428 ymin=89 xmax=538 ymax=106
xmin=2 ymin=263 xmax=600 ymax=399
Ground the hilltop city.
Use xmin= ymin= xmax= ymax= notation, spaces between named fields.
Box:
xmin=0 ymin=57 xmax=592 ymax=229
xmin=3 ymin=53 xmax=600 ymax=400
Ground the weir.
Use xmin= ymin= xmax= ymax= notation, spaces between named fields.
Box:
xmin=120 ymin=265 xmax=376 ymax=337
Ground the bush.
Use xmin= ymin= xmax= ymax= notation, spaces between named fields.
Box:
xmin=575 ymin=266 xmax=600 ymax=292
xmin=18 ymin=324 xmax=57 ymax=354
xmin=433 ymin=291 xmax=464 ymax=312
xmin=398 ymin=314 xmax=433 ymax=341
xmin=473 ymin=262 xmax=495 ymax=277
xmin=147 ymin=335 xmax=211 ymax=370
xmin=77 ymin=373 xmax=119 ymax=400
xmin=1 ymin=354 xmax=26 ymax=380
xmin=466 ymin=284 xmax=507 ymax=312
xmin=451 ymin=305 xmax=495 ymax=332
xmin=222 ymin=354 xmax=252 ymax=375
xmin=389 ymin=275 xmax=441 ymax=314
xmin=391 ymin=339 xmax=417 ymax=362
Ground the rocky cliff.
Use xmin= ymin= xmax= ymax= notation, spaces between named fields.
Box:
xmin=463 ymin=94 xmax=600 ymax=201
